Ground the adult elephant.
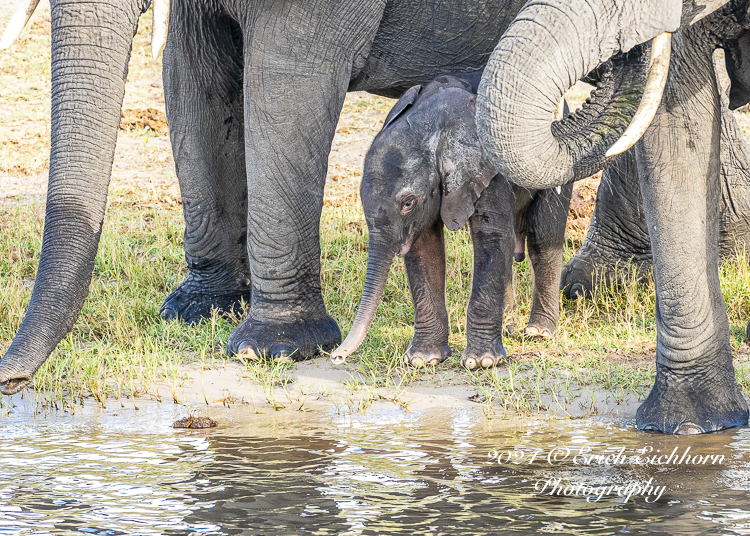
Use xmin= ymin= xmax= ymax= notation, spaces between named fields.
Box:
xmin=476 ymin=0 xmax=750 ymax=433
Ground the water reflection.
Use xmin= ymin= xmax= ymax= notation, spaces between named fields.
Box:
xmin=0 ymin=400 xmax=749 ymax=535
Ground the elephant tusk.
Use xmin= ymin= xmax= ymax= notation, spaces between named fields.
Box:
xmin=605 ymin=32 xmax=672 ymax=158
xmin=553 ymin=97 xmax=566 ymax=121
xmin=0 ymin=0 xmax=41 ymax=51
xmin=151 ymin=0 xmax=170 ymax=60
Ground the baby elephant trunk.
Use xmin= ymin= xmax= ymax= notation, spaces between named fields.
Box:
xmin=331 ymin=243 xmax=395 ymax=365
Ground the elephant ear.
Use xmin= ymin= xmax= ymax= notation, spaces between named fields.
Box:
xmin=440 ymin=151 xmax=497 ymax=231
xmin=725 ymin=32 xmax=750 ymax=110
xmin=383 ymin=85 xmax=422 ymax=128
xmin=439 ymin=93 xmax=498 ymax=231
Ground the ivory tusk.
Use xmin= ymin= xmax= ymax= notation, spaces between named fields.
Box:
xmin=553 ymin=97 xmax=566 ymax=121
xmin=0 ymin=0 xmax=41 ymax=51
xmin=605 ymin=32 xmax=671 ymax=158
xmin=151 ymin=0 xmax=170 ymax=60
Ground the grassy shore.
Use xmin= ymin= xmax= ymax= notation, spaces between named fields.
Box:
xmin=1 ymin=195 xmax=749 ymax=415
xmin=0 ymin=4 xmax=749 ymax=416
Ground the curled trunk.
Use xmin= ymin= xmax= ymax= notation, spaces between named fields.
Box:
xmin=476 ymin=0 xmax=686 ymax=190
xmin=0 ymin=0 xmax=146 ymax=394
xmin=331 ymin=242 xmax=395 ymax=365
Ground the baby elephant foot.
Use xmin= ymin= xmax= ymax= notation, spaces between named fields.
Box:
xmin=461 ymin=340 xmax=506 ymax=370
xmin=404 ymin=340 xmax=451 ymax=368
xmin=227 ymin=314 xmax=341 ymax=363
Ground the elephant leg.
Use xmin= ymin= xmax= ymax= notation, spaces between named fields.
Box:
xmin=403 ymin=221 xmax=451 ymax=367
xmin=563 ymin=99 xmax=750 ymax=302
xmin=462 ymin=176 xmax=515 ymax=370
xmin=717 ymin=101 xmax=750 ymax=257
xmin=226 ymin=1 xmax=385 ymax=361
xmin=635 ymin=39 xmax=748 ymax=433
xmin=160 ymin=6 xmax=251 ymax=324
xmin=524 ymin=184 xmax=573 ymax=338
xmin=561 ymin=152 xmax=653 ymax=299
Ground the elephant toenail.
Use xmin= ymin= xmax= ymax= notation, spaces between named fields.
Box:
xmin=481 ymin=356 xmax=496 ymax=368
xmin=237 ymin=342 xmax=260 ymax=360
xmin=464 ymin=357 xmax=478 ymax=370
xmin=271 ymin=343 xmax=297 ymax=362
xmin=674 ymin=423 xmax=704 ymax=435
xmin=570 ymin=283 xmax=585 ymax=299
xmin=428 ymin=357 xmax=440 ymax=366
xmin=161 ymin=307 xmax=178 ymax=321
xmin=410 ymin=357 xmax=425 ymax=368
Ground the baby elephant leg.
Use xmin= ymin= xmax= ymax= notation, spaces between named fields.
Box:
xmin=463 ymin=177 xmax=515 ymax=370
xmin=404 ymin=220 xmax=451 ymax=367
xmin=524 ymin=185 xmax=573 ymax=338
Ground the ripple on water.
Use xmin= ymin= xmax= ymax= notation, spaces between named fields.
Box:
xmin=0 ymin=400 xmax=749 ymax=535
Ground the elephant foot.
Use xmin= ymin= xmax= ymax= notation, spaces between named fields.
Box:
xmin=227 ymin=314 xmax=341 ymax=363
xmin=561 ymin=249 xmax=649 ymax=300
xmin=161 ymin=287 xmax=252 ymax=325
xmin=161 ymin=267 xmax=252 ymax=324
xmin=636 ymin=369 xmax=749 ymax=434
xmin=746 ymin=321 xmax=750 ymax=341
xmin=404 ymin=339 xmax=451 ymax=368
xmin=461 ymin=339 xmax=506 ymax=370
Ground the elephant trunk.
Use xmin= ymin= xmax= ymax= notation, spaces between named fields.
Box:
xmin=331 ymin=242 xmax=396 ymax=365
xmin=476 ymin=0 xmax=686 ymax=190
xmin=0 ymin=0 xmax=146 ymax=395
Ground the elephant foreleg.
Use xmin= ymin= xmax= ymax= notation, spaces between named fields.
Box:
xmin=160 ymin=6 xmax=251 ymax=324
xmin=560 ymin=152 xmax=653 ymax=299
xmin=462 ymin=176 xmax=515 ymax=370
xmin=634 ymin=36 xmax=748 ymax=433
xmin=562 ymin=99 xmax=750 ymax=302
xmin=226 ymin=0 xmax=385 ymax=361
xmin=403 ymin=221 xmax=451 ymax=367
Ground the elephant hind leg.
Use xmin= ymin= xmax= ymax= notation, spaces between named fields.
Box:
xmin=523 ymin=184 xmax=572 ymax=338
xmin=160 ymin=6 xmax=252 ymax=324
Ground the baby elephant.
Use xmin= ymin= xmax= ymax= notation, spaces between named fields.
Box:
xmin=331 ymin=75 xmax=572 ymax=369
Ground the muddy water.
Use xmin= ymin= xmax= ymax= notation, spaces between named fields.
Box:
xmin=1 ymin=399 xmax=750 ymax=535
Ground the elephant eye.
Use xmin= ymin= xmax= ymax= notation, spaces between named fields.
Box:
xmin=401 ymin=198 xmax=416 ymax=214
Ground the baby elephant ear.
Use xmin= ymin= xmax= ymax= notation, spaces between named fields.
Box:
xmin=383 ymin=85 xmax=422 ymax=128
xmin=439 ymin=94 xmax=497 ymax=231
xmin=440 ymin=155 xmax=497 ymax=231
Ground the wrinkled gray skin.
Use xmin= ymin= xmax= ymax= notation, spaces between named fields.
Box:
xmin=477 ymin=0 xmax=750 ymax=434
xmin=333 ymin=75 xmax=572 ymax=370
xmin=561 ymin=87 xmax=750 ymax=304
xmin=2 ymin=0 xmax=652 ymax=395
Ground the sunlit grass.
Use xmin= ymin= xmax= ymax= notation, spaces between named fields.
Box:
xmin=0 ymin=194 xmax=747 ymax=415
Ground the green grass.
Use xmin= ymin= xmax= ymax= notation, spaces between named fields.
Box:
xmin=0 ymin=196 xmax=748 ymax=415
